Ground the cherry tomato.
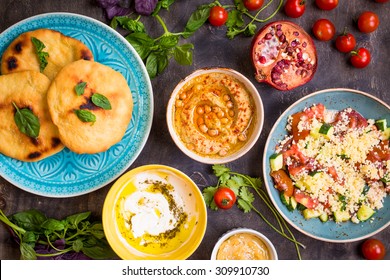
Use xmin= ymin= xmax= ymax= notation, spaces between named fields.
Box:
xmin=312 ymin=19 xmax=336 ymax=41
xmin=357 ymin=11 xmax=380 ymax=33
xmin=208 ymin=6 xmax=228 ymax=27
xmin=350 ymin=47 xmax=371 ymax=68
xmin=214 ymin=187 xmax=236 ymax=210
xmin=374 ymin=0 xmax=388 ymax=3
xmin=335 ymin=32 xmax=356 ymax=53
xmin=244 ymin=0 xmax=264 ymax=11
xmin=315 ymin=0 xmax=338 ymax=10
xmin=284 ymin=0 xmax=306 ymax=18
xmin=361 ymin=239 xmax=386 ymax=260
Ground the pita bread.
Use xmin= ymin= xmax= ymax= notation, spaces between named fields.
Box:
xmin=0 ymin=71 xmax=64 ymax=161
xmin=1 ymin=28 xmax=94 ymax=80
xmin=47 ymin=60 xmax=133 ymax=154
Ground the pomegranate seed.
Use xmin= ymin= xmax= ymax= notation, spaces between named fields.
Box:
xmin=279 ymin=34 xmax=286 ymax=43
xmin=302 ymin=42 xmax=307 ymax=48
xmin=276 ymin=24 xmax=282 ymax=30
xmin=293 ymin=31 xmax=299 ymax=36
xmin=259 ymin=56 xmax=266 ymax=64
xmin=265 ymin=33 xmax=272 ymax=40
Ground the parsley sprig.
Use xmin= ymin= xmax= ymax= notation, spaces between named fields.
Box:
xmin=203 ymin=164 xmax=305 ymax=259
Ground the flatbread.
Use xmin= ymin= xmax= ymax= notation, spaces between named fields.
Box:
xmin=0 ymin=71 xmax=64 ymax=161
xmin=47 ymin=60 xmax=133 ymax=154
xmin=1 ymin=28 xmax=93 ymax=80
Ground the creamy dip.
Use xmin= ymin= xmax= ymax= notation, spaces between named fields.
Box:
xmin=173 ymin=72 xmax=256 ymax=158
xmin=115 ymin=170 xmax=197 ymax=255
xmin=216 ymin=233 xmax=271 ymax=260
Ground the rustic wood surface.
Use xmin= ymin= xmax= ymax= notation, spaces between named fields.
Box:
xmin=0 ymin=0 xmax=389 ymax=260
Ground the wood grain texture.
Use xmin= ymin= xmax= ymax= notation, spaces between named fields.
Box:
xmin=0 ymin=0 xmax=389 ymax=260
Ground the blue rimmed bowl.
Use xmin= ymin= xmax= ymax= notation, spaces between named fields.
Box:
xmin=263 ymin=88 xmax=390 ymax=242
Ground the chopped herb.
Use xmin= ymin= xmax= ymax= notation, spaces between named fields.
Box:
xmin=75 ymin=81 xmax=87 ymax=96
xmin=91 ymin=93 xmax=112 ymax=110
xmin=12 ymin=102 xmax=40 ymax=138
xmin=31 ymin=37 xmax=49 ymax=72
xmin=75 ymin=109 xmax=96 ymax=124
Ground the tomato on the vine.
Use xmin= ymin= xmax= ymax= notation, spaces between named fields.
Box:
xmin=208 ymin=6 xmax=228 ymax=27
xmin=335 ymin=32 xmax=356 ymax=53
xmin=350 ymin=48 xmax=371 ymax=68
xmin=315 ymin=0 xmax=338 ymax=10
xmin=312 ymin=19 xmax=335 ymax=41
xmin=214 ymin=187 xmax=236 ymax=210
xmin=244 ymin=0 xmax=264 ymax=11
xmin=361 ymin=239 xmax=386 ymax=260
xmin=284 ymin=0 xmax=306 ymax=18
xmin=357 ymin=11 xmax=380 ymax=33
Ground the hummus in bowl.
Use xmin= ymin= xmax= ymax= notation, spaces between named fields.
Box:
xmin=167 ymin=68 xmax=264 ymax=164
xmin=102 ymin=165 xmax=207 ymax=260
xmin=211 ymin=228 xmax=278 ymax=260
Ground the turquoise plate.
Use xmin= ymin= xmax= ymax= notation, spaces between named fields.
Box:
xmin=0 ymin=13 xmax=153 ymax=197
xmin=263 ymin=88 xmax=390 ymax=242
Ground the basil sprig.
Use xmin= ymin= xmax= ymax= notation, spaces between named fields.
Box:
xmin=31 ymin=37 xmax=49 ymax=72
xmin=91 ymin=93 xmax=112 ymax=110
xmin=75 ymin=109 xmax=96 ymax=124
xmin=12 ymin=102 xmax=40 ymax=138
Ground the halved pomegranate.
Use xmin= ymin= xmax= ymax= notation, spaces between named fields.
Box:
xmin=251 ymin=21 xmax=317 ymax=91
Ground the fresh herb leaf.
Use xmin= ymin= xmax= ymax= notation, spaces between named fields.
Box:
xmin=111 ymin=16 xmax=146 ymax=33
xmin=75 ymin=81 xmax=87 ymax=96
xmin=72 ymin=239 xmax=84 ymax=252
xmin=12 ymin=102 xmax=40 ymax=139
xmin=10 ymin=209 xmax=46 ymax=232
xmin=173 ymin=43 xmax=193 ymax=65
xmin=212 ymin=164 xmax=231 ymax=177
xmin=20 ymin=242 xmax=37 ymax=260
xmin=135 ymin=0 xmax=158 ymax=16
xmin=31 ymin=37 xmax=49 ymax=72
xmin=183 ymin=5 xmax=212 ymax=38
xmin=75 ymin=109 xmax=96 ymax=124
xmin=66 ymin=211 xmax=91 ymax=228
xmin=91 ymin=93 xmax=112 ymax=110
xmin=202 ymin=186 xmax=219 ymax=210
xmin=125 ymin=32 xmax=154 ymax=60
xmin=41 ymin=218 xmax=65 ymax=232
xmin=237 ymin=198 xmax=252 ymax=213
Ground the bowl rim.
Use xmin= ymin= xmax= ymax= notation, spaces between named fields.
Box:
xmin=166 ymin=67 xmax=264 ymax=164
xmin=102 ymin=164 xmax=207 ymax=259
xmin=210 ymin=227 xmax=278 ymax=260
xmin=262 ymin=88 xmax=390 ymax=243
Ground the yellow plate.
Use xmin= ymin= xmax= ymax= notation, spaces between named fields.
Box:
xmin=102 ymin=164 xmax=207 ymax=260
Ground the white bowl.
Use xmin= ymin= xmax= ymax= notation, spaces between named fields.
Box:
xmin=166 ymin=67 xmax=264 ymax=164
xmin=211 ymin=228 xmax=278 ymax=260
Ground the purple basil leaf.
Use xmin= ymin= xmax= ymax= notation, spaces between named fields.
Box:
xmin=95 ymin=0 xmax=120 ymax=9
xmin=134 ymin=0 xmax=158 ymax=16
xmin=105 ymin=5 xmax=131 ymax=19
xmin=53 ymin=238 xmax=66 ymax=250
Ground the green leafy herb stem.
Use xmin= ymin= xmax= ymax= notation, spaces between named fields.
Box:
xmin=12 ymin=102 xmax=40 ymax=138
xmin=31 ymin=37 xmax=49 ymax=72
xmin=203 ymin=164 xmax=305 ymax=260
xmin=0 ymin=209 xmax=116 ymax=260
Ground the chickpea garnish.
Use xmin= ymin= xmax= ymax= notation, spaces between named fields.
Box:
xmin=208 ymin=129 xmax=219 ymax=137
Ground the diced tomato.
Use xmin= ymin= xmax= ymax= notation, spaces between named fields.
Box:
xmin=291 ymin=112 xmax=310 ymax=142
xmin=293 ymin=189 xmax=319 ymax=209
xmin=270 ymin=169 xmax=294 ymax=197
xmin=334 ymin=109 xmax=368 ymax=129
xmin=305 ymin=103 xmax=325 ymax=120
xmin=366 ymin=140 xmax=390 ymax=162
xmin=283 ymin=145 xmax=315 ymax=176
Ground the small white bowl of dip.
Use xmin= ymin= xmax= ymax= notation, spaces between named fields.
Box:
xmin=211 ymin=228 xmax=278 ymax=260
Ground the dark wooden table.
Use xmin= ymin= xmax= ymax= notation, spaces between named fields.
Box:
xmin=0 ymin=0 xmax=389 ymax=260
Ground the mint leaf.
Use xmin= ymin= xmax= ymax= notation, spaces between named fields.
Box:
xmin=12 ymin=102 xmax=40 ymax=138
xmin=75 ymin=109 xmax=96 ymax=123
xmin=75 ymin=81 xmax=87 ymax=96
xmin=31 ymin=37 xmax=49 ymax=72
xmin=91 ymin=93 xmax=112 ymax=110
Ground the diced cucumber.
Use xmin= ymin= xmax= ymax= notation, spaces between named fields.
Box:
xmin=280 ymin=192 xmax=290 ymax=206
xmin=375 ymin=119 xmax=387 ymax=131
xmin=294 ymin=180 xmax=305 ymax=190
xmin=333 ymin=210 xmax=350 ymax=222
xmin=270 ymin=153 xmax=284 ymax=171
xmin=319 ymin=212 xmax=329 ymax=222
xmin=384 ymin=127 xmax=390 ymax=140
xmin=319 ymin=123 xmax=334 ymax=138
xmin=357 ymin=205 xmax=375 ymax=222
xmin=302 ymin=209 xmax=321 ymax=220
xmin=290 ymin=196 xmax=298 ymax=210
